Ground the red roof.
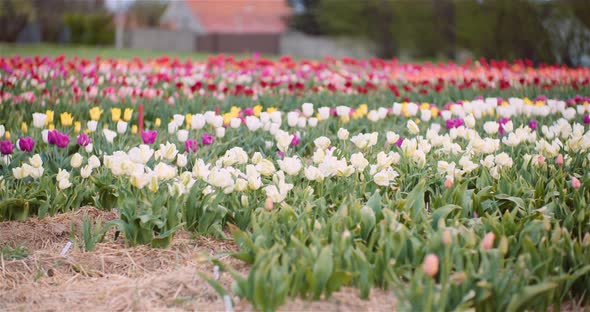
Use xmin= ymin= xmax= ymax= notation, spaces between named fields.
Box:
xmin=186 ymin=0 xmax=292 ymax=34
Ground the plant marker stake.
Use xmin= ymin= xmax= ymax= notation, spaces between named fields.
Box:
xmin=138 ymin=104 xmax=144 ymax=133
xmin=60 ymin=241 xmax=73 ymax=256
xmin=213 ymin=265 xmax=220 ymax=280
xmin=223 ymin=295 xmax=233 ymax=312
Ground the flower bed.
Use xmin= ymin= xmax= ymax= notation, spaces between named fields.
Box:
xmin=1 ymin=55 xmax=590 ymax=311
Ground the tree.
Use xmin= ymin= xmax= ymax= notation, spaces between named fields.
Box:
xmin=0 ymin=0 xmax=33 ymax=42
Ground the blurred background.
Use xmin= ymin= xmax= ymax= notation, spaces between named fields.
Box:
xmin=0 ymin=0 xmax=589 ymax=65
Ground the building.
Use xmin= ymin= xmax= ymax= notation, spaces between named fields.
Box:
xmin=159 ymin=0 xmax=291 ymax=54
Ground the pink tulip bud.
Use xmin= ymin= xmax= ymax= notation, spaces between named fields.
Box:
xmin=444 ymin=176 xmax=453 ymax=189
xmin=481 ymin=232 xmax=496 ymax=250
xmin=537 ymin=155 xmax=545 ymax=166
xmin=422 ymin=254 xmax=439 ymax=277
xmin=572 ymin=177 xmax=581 ymax=189
xmin=265 ymin=197 xmax=274 ymax=211
xmin=556 ymin=154 xmax=563 ymax=166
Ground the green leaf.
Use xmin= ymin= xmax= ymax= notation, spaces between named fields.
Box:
xmin=506 ymin=282 xmax=557 ymax=312
xmin=312 ymin=245 xmax=334 ymax=299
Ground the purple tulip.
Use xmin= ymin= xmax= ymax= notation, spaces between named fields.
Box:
xmin=243 ymin=107 xmax=254 ymax=116
xmin=17 ymin=137 xmax=35 ymax=152
xmin=445 ymin=118 xmax=464 ymax=129
xmin=290 ymin=134 xmax=300 ymax=146
xmin=201 ymin=133 xmax=214 ymax=146
xmin=76 ymin=133 xmax=92 ymax=146
xmin=528 ymin=119 xmax=539 ymax=130
xmin=497 ymin=117 xmax=510 ymax=125
xmin=185 ymin=139 xmax=198 ymax=153
xmin=583 ymin=115 xmax=590 ymax=124
xmin=0 ymin=140 xmax=13 ymax=155
xmin=48 ymin=130 xmax=70 ymax=148
xmin=141 ymin=130 xmax=158 ymax=144
xmin=277 ymin=150 xmax=285 ymax=158
xmin=395 ymin=137 xmax=404 ymax=147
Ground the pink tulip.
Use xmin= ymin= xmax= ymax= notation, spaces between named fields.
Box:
xmin=572 ymin=177 xmax=581 ymax=189
xmin=422 ymin=254 xmax=439 ymax=277
xmin=481 ymin=232 xmax=495 ymax=250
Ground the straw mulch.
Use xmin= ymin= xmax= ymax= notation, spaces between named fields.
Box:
xmin=0 ymin=207 xmax=397 ymax=311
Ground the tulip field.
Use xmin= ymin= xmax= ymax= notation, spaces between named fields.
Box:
xmin=1 ymin=54 xmax=590 ymax=311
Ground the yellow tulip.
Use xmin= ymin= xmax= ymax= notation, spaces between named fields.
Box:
xmin=89 ymin=107 xmax=103 ymax=121
xmin=21 ymin=122 xmax=28 ymax=134
xmin=267 ymin=107 xmax=277 ymax=113
xmin=414 ymin=118 xmax=421 ymax=125
xmin=430 ymin=107 xmax=439 ymax=117
xmin=5 ymin=131 xmax=10 ymax=139
xmin=123 ymin=108 xmax=133 ymax=122
xmin=74 ymin=121 xmax=81 ymax=133
xmin=131 ymin=125 xmax=138 ymax=134
xmin=48 ymin=124 xmax=55 ymax=130
xmin=253 ymin=105 xmax=263 ymax=117
xmin=84 ymin=129 xmax=91 ymax=134
xmin=223 ymin=113 xmax=233 ymax=125
xmin=60 ymin=112 xmax=74 ymax=127
xmin=420 ymin=103 xmax=430 ymax=110
xmin=185 ymin=113 xmax=192 ymax=128
xmin=155 ymin=118 xmax=161 ymax=127
xmin=45 ymin=110 xmax=54 ymax=125
xmin=111 ymin=108 xmax=122 ymax=122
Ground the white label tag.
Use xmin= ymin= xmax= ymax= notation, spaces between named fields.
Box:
xmin=223 ymin=295 xmax=233 ymax=312
xmin=213 ymin=265 xmax=220 ymax=280
xmin=60 ymin=241 xmax=73 ymax=256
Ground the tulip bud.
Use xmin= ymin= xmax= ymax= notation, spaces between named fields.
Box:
xmin=265 ymin=196 xmax=274 ymax=211
xmin=444 ymin=176 xmax=453 ymax=189
xmin=442 ymin=230 xmax=452 ymax=246
xmin=572 ymin=176 xmax=581 ymax=189
xmin=422 ymin=254 xmax=439 ymax=277
xmin=536 ymin=155 xmax=545 ymax=166
xmin=481 ymin=232 xmax=495 ymax=250
xmin=556 ymin=154 xmax=564 ymax=166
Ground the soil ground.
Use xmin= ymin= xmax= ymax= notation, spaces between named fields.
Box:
xmin=0 ymin=207 xmax=397 ymax=311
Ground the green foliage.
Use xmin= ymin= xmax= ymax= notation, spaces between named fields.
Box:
xmin=0 ymin=243 xmax=29 ymax=260
xmin=63 ymin=12 xmax=115 ymax=45
xmin=78 ymin=214 xmax=106 ymax=252
xmin=312 ymin=0 xmax=589 ymax=64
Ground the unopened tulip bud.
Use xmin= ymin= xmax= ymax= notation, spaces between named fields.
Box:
xmin=481 ymin=232 xmax=496 ymax=250
xmin=572 ymin=176 xmax=581 ymax=189
xmin=442 ymin=230 xmax=452 ymax=246
xmin=556 ymin=154 xmax=564 ymax=166
xmin=422 ymin=254 xmax=439 ymax=277
xmin=537 ymin=155 xmax=545 ymax=166
xmin=265 ymin=197 xmax=274 ymax=211
xmin=444 ymin=176 xmax=453 ymax=189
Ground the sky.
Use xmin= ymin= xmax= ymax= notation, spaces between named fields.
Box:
xmin=104 ymin=0 xmax=136 ymax=12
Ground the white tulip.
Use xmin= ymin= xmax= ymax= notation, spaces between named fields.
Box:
xmin=80 ymin=165 xmax=92 ymax=179
xmin=278 ymin=156 xmax=302 ymax=176
xmin=314 ymin=136 xmax=331 ymax=150
xmin=32 ymin=113 xmax=47 ymax=129
xmin=338 ymin=128 xmax=349 ymax=140
xmin=176 ymin=153 xmax=188 ymax=167
xmin=173 ymin=114 xmax=185 ymax=127
xmin=117 ymin=121 xmax=128 ymax=134
xmin=308 ymin=117 xmax=318 ymax=127
xmin=318 ymin=107 xmax=331 ymax=120
xmin=216 ymin=127 xmax=226 ymax=138
xmin=176 ymin=129 xmax=189 ymax=142
xmin=230 ymin=118 xmax=241 ymax=128
xmin=70 ymin=153 xmax=83 ymax=168
xmin=87 ymin=120 xmax=98 ymax=132
xmin=102 ymin=129 xmax=117 ymax=143
xmin=191 ymin=114 xmax=206 ymax=129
